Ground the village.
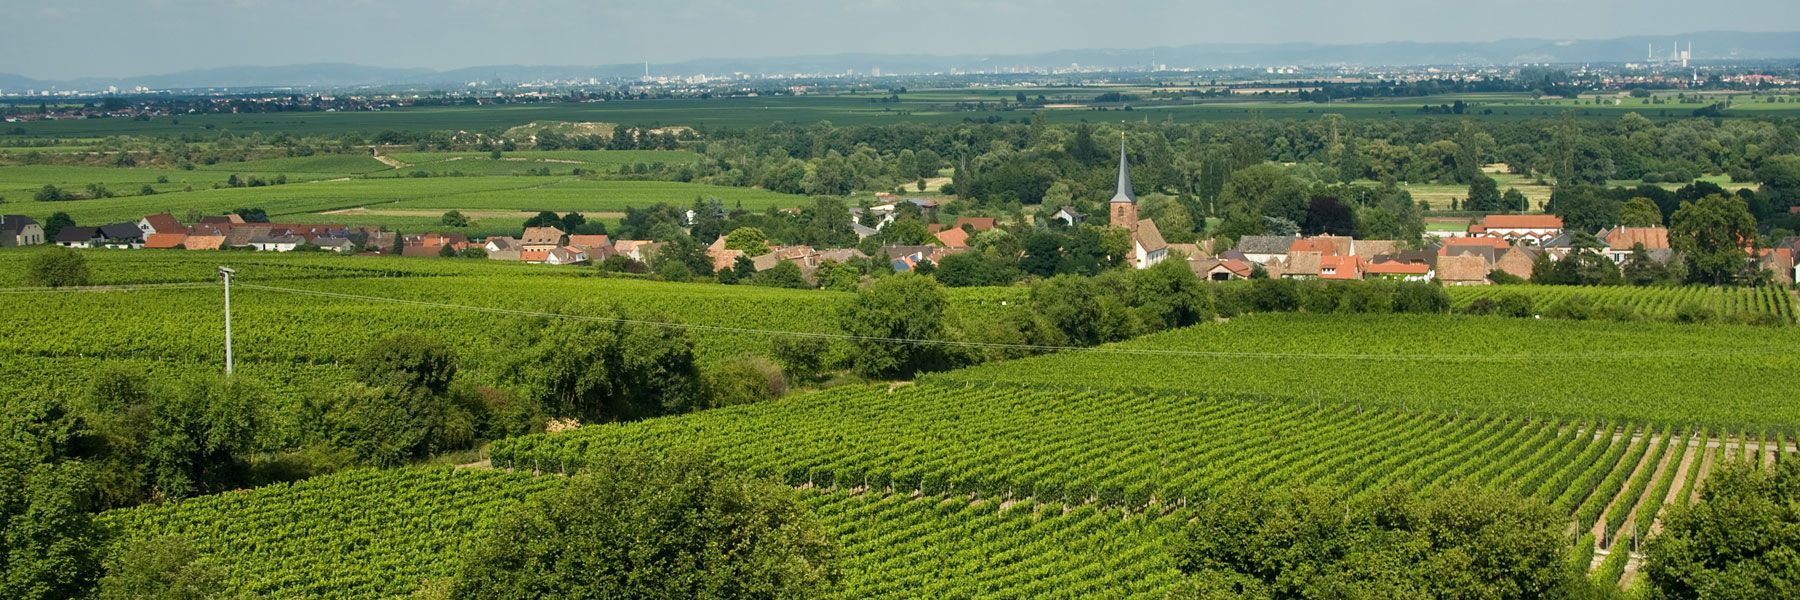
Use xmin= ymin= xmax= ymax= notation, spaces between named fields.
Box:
xmin=2 ymin=146 xmax=1797 ymax=288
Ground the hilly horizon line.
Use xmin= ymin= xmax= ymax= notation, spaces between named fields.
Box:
xmin=5 ymin=30 xmax=1800 ymax=92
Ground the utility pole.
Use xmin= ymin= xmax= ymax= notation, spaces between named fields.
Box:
xmin=219 ymin=266 xmax=235 ymax=377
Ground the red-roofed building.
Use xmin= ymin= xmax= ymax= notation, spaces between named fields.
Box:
xmin=143 ymin=233 xmax=187 ymax=249
xmin=520 ymin=249 xmax=550 ymax=263
xmin=1318 ymin=255 xmax=1360 ymax=280
xmin=935 ymin=227 xmax=970 ymax=249
xmin=1469 ymin=214 xmax=1563 ymax=244
xmin=954 ymin=217 xmax=996 ymax=232
xmin=1363 ymin=260 xmax=1433 ymax=282
xmin=1440 ymin=236 xmax=1512 ymax=255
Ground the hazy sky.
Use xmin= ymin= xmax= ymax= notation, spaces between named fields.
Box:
xmin=9 ymin=0 xmax=1799 ymax=79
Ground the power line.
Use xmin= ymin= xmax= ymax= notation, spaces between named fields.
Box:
xmin=233 ymin=281 xmax=1740 ymax=363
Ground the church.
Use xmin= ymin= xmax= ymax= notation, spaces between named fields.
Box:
xmin=1108 ymin=140 xmax=1167 ymax=269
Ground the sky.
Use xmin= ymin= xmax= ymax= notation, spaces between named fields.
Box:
xmin=8 ymin=0 xmax=1800 ymax=80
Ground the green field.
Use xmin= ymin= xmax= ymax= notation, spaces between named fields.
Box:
xmin=1446 ymin=285 xmax=1798 ymax=324
xmin=1 ymin=169 xmax=804 ymax=234
xmin=11 ymin=91 xmax=1800 ymax=140
xmin=933 ymin=312 xmax=1800 ymax=429
xmin=99 ymin=466 xmax=1190 ymax=599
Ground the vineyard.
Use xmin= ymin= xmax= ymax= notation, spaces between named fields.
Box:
xmin=1445 ymin=284 xmax=1798 ymax=324
xmin=932 ymin=313 xmax=1800 ymax=429
xmin=99 ymin=466 xmax=1190 ymax=599
xmin=100 ymin=383 xmax=1793 ymax=598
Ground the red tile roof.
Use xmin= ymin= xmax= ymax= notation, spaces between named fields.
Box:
xmin=1440 ymin=236 xmax=1511 ymax=254
xmin=954 ymin=217 xmax=996 ymax=231
xmin=1604 ymin=227 xmax=1670 ymax=251
xmin=935 ymin=227 xmax=970 ymax=249
xmin=1480 ymin=214 xmax=1563 ymax=229
xmin=1364 ymin=260 xmax=1431 ymax=275
xmin=143 ymin=233 xmax=187 ymax=249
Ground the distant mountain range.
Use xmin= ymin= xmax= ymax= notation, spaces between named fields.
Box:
xmin=5 ymin=31 xmax=1800 ymax=92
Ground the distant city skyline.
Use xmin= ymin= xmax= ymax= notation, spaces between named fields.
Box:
xmin=7 ymin=0 xmax=1800 ymax=80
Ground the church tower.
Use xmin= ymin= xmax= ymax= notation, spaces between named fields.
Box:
xmin=1109 ymin=138 xmax=1138 ymax=232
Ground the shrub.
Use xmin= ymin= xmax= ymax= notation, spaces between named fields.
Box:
xmin=26 ymin=246 xmax=90 ymax=287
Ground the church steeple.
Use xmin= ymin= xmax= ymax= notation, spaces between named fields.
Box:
xmin=1109 ymin=136 xmax=1138 ymax=231
xmin=1110 ymin=137 xmax=1136 ymax=204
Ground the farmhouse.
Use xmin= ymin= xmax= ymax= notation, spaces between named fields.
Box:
xmin=1363 ymin=260 xmax=1432 ymax=281
xmin=54 ymin=227 xmax=100 ymax=248
xmin=1468 ymin=214 xmax=1562 ymax=244
xmin=97 ymin=223 xmax=145 ymax=249
xmin=1493 ymin=246 xmax=1543 ymax=281
xmin=0 ymin=215 xmax=44 ymax=246
xmin=1598 ymin=226 xmax=1671 ymax=263
xmin=1236 ymin=235 xmax=1299 ymax=265
xmin=520 ymin=226 xmax=566 ymax=251
xmin=137 ymin=213 xmax=183 ymax=236
xmin=544 ymin=246 xmax=589 ymax=265
xmin=143 ymin=233 xmax=188 ymax=250
xmin=1436 ymin=254 xmax=1491 ymax=286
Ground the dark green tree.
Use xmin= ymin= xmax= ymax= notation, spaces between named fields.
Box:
xmin=451 ymin=452 xmax=838 ymax=599
xmin=838 ymin=273 xmax=961 ymax=378
xmin=1643 ymin=459 xmax=1800 ymax=599
xmin=1670 ymin=194 xmax=1757 ymax=285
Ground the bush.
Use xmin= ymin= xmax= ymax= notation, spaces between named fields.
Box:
xmin=451 ymin=452 xmax=839 ymax=598
xmin=1464 ymin=297 xmax=1498 ymax=316
xmin=26 ymin=246 xmax=90 ymax=287
xmin=1392 ymin=283 xmax=1450 ymax=314
xmin=1495 ymin=292 xmax=1536 ymax=318
xmin=1673 ymin=302 xmax=1716 ymax=323
xmin=1544 ymin=294 xmax=1597 ymax=320
xmin=771 ymin=336 xmax=831 ymax=383
xmin=704 ymin=355 xmax=787 ymax=408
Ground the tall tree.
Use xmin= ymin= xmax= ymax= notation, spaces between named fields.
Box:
xmin=1669 ymin=194 xmax=1757 ymax=285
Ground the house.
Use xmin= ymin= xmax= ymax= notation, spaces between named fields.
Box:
xmin=851 ymin=222 xmax=880 ymax=240
xmin=1598 ymin=227 xmax=1671 ymax=263
xmin=520 ymin=226 xmax=566 ymax=251
xmin=1363 ymin=260 xmax=1433 ymax=281
xmin=1318 ymin=255 xmax=1360 ymax=280
xmin=97 ymin=223 xmax=145 ymax=249
xmin=935 ymin=227 xmax=970 ymax=249
xmin=520 ymin=249 xmax=550 ymax=263
xmin=1436 ymin=254 xmax=1491 ymax=286
xmin=1469 ymin=214 xmax=1563 ymax=244
xmin=181 ymin=225 xmax=226 ymax=250
xmin=1131 ymin=219 xmax=1168 ymax=269
xmin=1237 ymin=235 xmax=1300 ymax=265
xmin=954 ymin=217 xmax=996 ymax=232
xmin=1051 ymin=206 xmax=1084 ymax=227
xmin=249 ymin=232 xmax=305 ymax=252
xmin=143 ymin=233 xmax=188 ymax=250
xmin=1292 ymin=235 xmax=1353 ymax=257
xmin=567 ymin=234 xmax=611 ymax=253
xmin=1493 ymin=246 xmax=1543 ymax=281
xmin=199 ymin=214 xmax=246 ymax=226
xmin=544 ymin=246 xmax=590 ymax=265
xmin=54 ymin=227 xmax=100 ymax=248
xmin=361 ymin=231 xmax=397 ymax=254
xmin=485 ymin=236 xmax=520 ymax=255
xmin=0 ymin=215 xmax=44 ymax=246
xmin=612 ymin=240 xmax=662 ymax=263
xmin=313 ymin=237 xmax=355 ymax=254
xmin=1351 ymin=239 xmax=1399 ymax=258
xmin=1282 ymin=251 xmax=1323 ymax=279
xmin=1190 ymin=258 xmax=1254 ymax=281
xmin=816 ymin=248 xmax=869 ymax=264
xmin=137 ymin=213 xmax=183 ymax=236
xmin=1440 ymin=236 xmax=1511 ymax=255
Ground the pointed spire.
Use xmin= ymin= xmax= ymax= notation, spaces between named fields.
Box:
xmin=1110 ymin=136 xmax=1135 ymax=204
